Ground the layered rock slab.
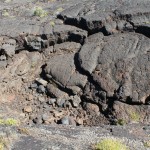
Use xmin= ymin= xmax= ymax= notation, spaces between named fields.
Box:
xmin=59 ymin=0 xmax=150 ymax=34
xmin=79 ymin=33 xmax=150 ymax=104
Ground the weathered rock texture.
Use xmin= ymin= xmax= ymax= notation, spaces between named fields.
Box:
xmin=0 ymin=0 xmax=150 ymax=149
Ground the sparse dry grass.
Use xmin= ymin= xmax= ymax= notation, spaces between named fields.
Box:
xmin=94 ymin=138 xmax=129 ymax=150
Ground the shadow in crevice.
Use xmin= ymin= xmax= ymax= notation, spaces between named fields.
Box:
xmin=135 ymin=26 xmax=150 ymax=38
xmin=39 ymin=63 xmax=74 ymax=96
xmin=39 ymin=64 xmax=47 ymax=81
xmin=145 ymin=95 xmax=150 ymax=105
xmin=73 ymin=52 xmax=117 ymax=124
xmin=58 ymin=15 xmax=109 ymax=36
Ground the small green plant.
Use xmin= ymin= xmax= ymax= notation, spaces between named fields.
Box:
xmin=56 ymin=7 xmax=64 ymax=12
xmin=117 ymin=119 xmax=126 ymax=126
xmin=5 ymin=118 xmax=18 ymax=126
xmin=143 ymin=140 xmax=150 ymax=148
xmin=2 ymin=10 xmax=9 ymax=17
xmin=95 ymin=138 xmax=129 ymax=150
xmin=0 ymin=143 xmax=3 ymax=150
xmin=34 ymin=7 xmax=48 ymax=17
xmin=0 ymin=118 xmax=19 ymax=126
xmin=50 ymin=21 xmax=55 ymax=27
xmin=128 ymin=110 xmax=140 ymax=122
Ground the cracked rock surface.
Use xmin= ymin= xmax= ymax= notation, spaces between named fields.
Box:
xmin=0 ymin=0 xmax=150 ymax=149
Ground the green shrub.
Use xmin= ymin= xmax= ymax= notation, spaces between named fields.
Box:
xmin=128 ymin=110 xmax=140 ymax=122
xmin=95 ymin=138 xmax=129 ymax=150
xmin=0 ymin=143 xmax=3 ymax=150
xmin=34 ymin=7 xmax=48 ymax=17
xmin=50 ymin=21 xmax=55 ymax=27
xmin=143 ymin=140 xmax=150 ymax=148
xmin=0 ymin=118 xmax=19 ymax=126
xmin=117 ymin=119 xmax=126 ymax=126
xmin=2 ymin=10 xmax=9 ymax=17
xmin=4 ymin=118 xmax=18 ymax=126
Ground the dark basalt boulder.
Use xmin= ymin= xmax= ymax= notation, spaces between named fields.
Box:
xmin=80 ymin=33 xmax=150 ymax=104
xmin=45 ymin=52 xmax=87 ymax=94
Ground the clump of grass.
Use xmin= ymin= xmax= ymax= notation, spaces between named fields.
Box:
xmin=50 ymin=21 xmax=55 ymax=27
xmin=2 ymin=10 xmax=9 ymax=17
xmin=5 ymin=118 xmax=19 ymax=126
xmin=0 ymin=143 xmax=3 ymax=150
xmin=128 ymin=110 xmax=140 ymax=122
xmin=0 ymin=118 xmax=19 ymax=126
xmin=117 ymin=119 xmax=126 ymax=126
xmin=143 ymin=140 xmax=150 ymax=148
xmin=95 ymin=138 xmax=129 ymax=150
xmin=56 ymin=7 xmax=64 ymax=12
xmin=34 ymin=7 xmax=48 ymax=17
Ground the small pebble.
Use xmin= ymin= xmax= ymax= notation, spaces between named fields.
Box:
xmin=63 ymin=100 xmax=72 ymax=108
xmin=61 ymin=116 xmax=69 ymax=125
xmin=38 ymin=96 xmax=45 ymax=103
xmin=56 ymin=98 xmax=65 ymax=107
xmin=27 ymin=94 xmax=34 ymax=101
xmin=43 ymin=104 xmax=51 ymax=110
xmin=30 ymin=83 xmax=38 ymax=89
xmin=33 ymin=116 xmax=43 ymax=124
xmin=54 ymin=111 xmax=64 ymax=118
xmin=37 ymin=85 xmax=46 ymax=93
xmin=70 ymin=95 xmax=81 ymax=107
xmin=76 ymin=117 xmax=83 ymax=125
xmin=42 ymin=114 xmax=50 ymax=122
xmin=69 ymin=117 xmax=76 ymax=126
xmin=48 ymin=98 xmax=56 ymax=105
xmin=24 ymin=106 xmax=32 ymax=113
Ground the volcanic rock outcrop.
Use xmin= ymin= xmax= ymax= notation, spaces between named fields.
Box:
xmin=0 ymin=0 xmax=149 ymax=129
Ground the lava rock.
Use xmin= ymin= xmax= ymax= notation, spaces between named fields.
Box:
xmin=56 ymin=98 xmax=66 ymax=107
xmin=35 ymin=78 xmax=48 ymax=86
xmin=38 ymin=97 xmax=45 ymax=103
xmin=30 ymin=83 xmax=38 ymax=89
xmin=1 ymin=39 xmax=16 ymax=57
xmin=70 ymin=95 xmax=81 ymax=107
xmin=33 ymin=117 xmax=43 ymax=124
xmin=46 ymin=83 xmax=69 ymax=99
xmin=81 ymin=33 xmax=150 ymax=104
xmin=60 ymin=116 xmax=69 ymax=125
xmin=76 ymin=117 xmax=83 ymax=125
xmin=68 ymin=117 xmax=76 ymax=126
xmin=27 ymin=94 xmax=34 ymax=101
xmin=37 ymin=85 xmax=46 ymax=93
xmin=45 ymin=53 xmax=87 ymax=94
xmin=25 ymin=36 xmax=43 ymax=50
xmin=48 ymin=98 xmax=56 ymax=105
xmin=24 ymin=106 xmax=32 ymax=113
xmin=42 ymin=114 xmax=50 ymax=122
